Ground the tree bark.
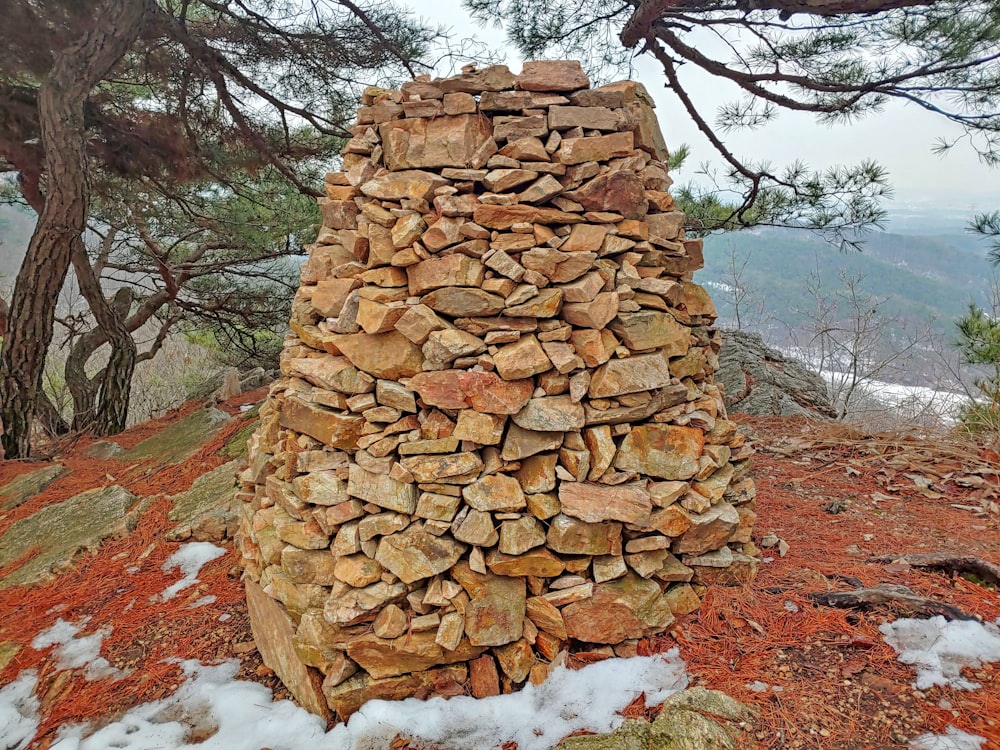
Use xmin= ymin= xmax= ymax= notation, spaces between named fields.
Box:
xmin=68 ymin=242 xmax=136 ymax=435
xmin=0 ymin=0 xmax=151 ymax=458
xmin=621 ymin=0 xmax=935 ymax=48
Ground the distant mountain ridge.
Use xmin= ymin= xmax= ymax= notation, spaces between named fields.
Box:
xmin=698 ymin=226 xmax=994 ymax=338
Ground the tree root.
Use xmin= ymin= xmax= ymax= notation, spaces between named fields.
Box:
xmin=868 ymin=553 xmax=1000 ymax=588
xmin=807 ymin=584 xmax=978 ymax=621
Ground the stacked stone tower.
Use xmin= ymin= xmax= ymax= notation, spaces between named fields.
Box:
xmin=236 ymin=60 xmax=758 ymax=721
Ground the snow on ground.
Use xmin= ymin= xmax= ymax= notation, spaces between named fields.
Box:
xmin=910 ymin=725 xmax=986 ymax=750
xmin=880 ymin=616 xmax=1000 ymax=690
xmin=12 ymin=651 xmax=688 ymax=750
xmin=155 ymin=542 xmax=226 ymax=601
xmin=0 ymin=670 xmax=40 ymax=750
xmin=31 ymin=618 xmax=128 ymax=681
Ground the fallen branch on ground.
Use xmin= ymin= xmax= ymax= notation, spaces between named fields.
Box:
xmin=868 ymin=553 xmax=1000 ymax=588
xmin=807 ymin=584 xmax=977 ymax=621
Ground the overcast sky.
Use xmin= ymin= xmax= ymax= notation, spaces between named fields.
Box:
xmin=411 ymin=0 xmax=1000 ymax=220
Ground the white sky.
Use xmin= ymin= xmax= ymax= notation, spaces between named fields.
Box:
xmin=411 ymin=0 xmax=1000 ymax=215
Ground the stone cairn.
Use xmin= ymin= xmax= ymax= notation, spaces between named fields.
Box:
xmin=236 ymin=60 xmax=758 ymax=722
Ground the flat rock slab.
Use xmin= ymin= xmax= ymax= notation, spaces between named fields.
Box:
xmin=556 ymin=687 xmax=752 ymax=750
xmin=0 ymin=464 xmax=66 ymax=511
xmin=166 ymin=459 xmax=243 ymax=542
xmin=0 ymin=485 xmax=147 ymax=589
xmin=123 ymin=408 xmax=232 ymax=465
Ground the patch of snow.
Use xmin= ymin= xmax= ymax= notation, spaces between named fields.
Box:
xmin=879 ymin=616 xmax=1000 ymax=690
xmin=0 ymin=670 xmax=40 ymax=750
xmin=910 ymin=725 xmax=986 ymax=750
xmin=188 ymin=595 xmax=217 ymax=609
xmin=48 ymin=651 xmax=688 ymax=750
xmin=156 ymin=542 xmax=226 ymax=601
xmin=32 ymin=618 xmax=127 ymax=681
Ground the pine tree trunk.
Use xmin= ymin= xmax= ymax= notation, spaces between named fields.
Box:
xmin=0 ymin=0 xmax=151 ymax=458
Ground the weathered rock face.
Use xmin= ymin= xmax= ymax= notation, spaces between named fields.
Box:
xmin=716 ymin=329 xmax=835 ymax=418
xmin=236 ymin=60 xmax=758 ymax=721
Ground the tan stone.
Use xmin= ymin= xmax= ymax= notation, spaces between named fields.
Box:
xmin=663 ymin=583 xmax=701 ymax=615
xmin=561 ymin=223 xmax=612 ymax=252
xmin=380 ymin=113 xmax=493 ymax=170
xmin=546 ymin=513 xmax=622 ymax=556
xmin=414 ymin=492 xmax=462 ymax=522
xmin=373 ymin=603 xmax=408 ymax=639
xmin=279 ymin=397 xmax=363 ymax=450
xmin=525 ymin=596 xmax=568 ymax=639
xmin=452 ymin=508 xmax=499 ymax=546
xmin=647 ymin=212 xmax=686 ymax=244
xmin=558 ymin=482 xmax=652 ymax=525
xmin=329 ymin=331 xmax=423 ymax=380
xmin=453 ymin=411 xmax=506 ymax=445
xmin=346 ymin=631 xmax=484 ymax=679
xmin=324 ymin=665 xmax=467 ymax=721
xmin=504 ymin=288 xmax=564 ymax=318
xmin=526 ymin=492 xmax=561 ymax=521
xmin=286 ymin=356 xmax=374 ymax=396
xmin=312 ymin=278 xmax=362 ymax=318
xmin=473 ymin=204 xmax=584 ymax=230
xmin=408 ymin=370 xmax=534 ymax=414
xmin=469 ymin=655 xmax=501 ymax=698
xmin=650 ymin=481 xmax=688 ymax=508
xmin=292 ymin=471 xmax=348 ymax=506
xmin=556 ymin=132 xmax=634 ymax=165
xmin=435 ymin=611 xmax=466 ymax=651
xmin=483 ymin=168 xmax=538 ymax=193
xmin=347 ymin=464 xmax=417 ymax=513
xmin=614 ymin=424 xmax=704 ymax=480
xmin=515 ymin=453 xmax=558 ymax=494
xmin=512 ymin=395 xmax=585 ymax=433
xmin=334 ymin=554 xmax=384 ymax=588
xmin=452 ymin=563 xmax=526 ymax=647
xmin=245 ymin=580 xmax=330 ymax=719
xmin=422 ymin=329 xmax=487 ymax=368
xmin=655 ymin=553 xmax=695 ymax=583
xmin=374 ymin=380 xmax=417 ymax=413
xmin=673 ymin=502 xmax=739 ymax=555
xmin=281 ymin=546 xmax=339 ymax=586
xmin=360 ymin=170 xmax=448 ymax=202
xmin=389 ymin=213 xmax=427 ymax=248
xmin=493 ymin=335 xmax=553 ymax=380
xmin=518 ymin=175 xmax=564 ymax=204
xmin=610 ymin=311 xmax=691 ymax=355
xmin=501 ymin=424 xmax=564 ymax=461
xmin=562 ymin=292 xmax=619 ymax=329
xmin=549 ymin=105 xmax=618 ymax=131
xmin=565 ymin=171 xmax=648 ymax=220
xmin=375 ymin=523 xmax=467 ymax=583
xmin=423 ymin=287 xmax=506 ymax=317
xmin=516 ymin=60 xmax=589 ymax=92
xmin=486 ymin=547 xmax=565 ymax=578
xmin=460 ymin=473 xmax=525 ymax=513
xmin=493 ymin=114 xmax=548 ymax=141
xmin=650 ymin=505 xmax=693 ymax=538
xmin=393 ymin=304 xmax=451 ymax=346
xmin=435 ymin=65 xmax=517 ymax=93
xmin=357 ymin=511 xmax=410 ymax=541
xmin=409 ymin=255 xmax=484 ymax=296
xmin=562 ymin=573 xmax=674 ymax=644
xmin=355 ymin=299 xmax=406 ymax=335
xmin=587 ymin=352 xmax=673 ymax=398
xmin=495 ymin=639 xmax=535 ymax=683
xmin=499 ymin=135 xmax=549 ymax=161
xmin=401 ymin=452 xmax=483 ymax=483
xmin=498 ymin=516 xmax=547 ymax=555
xmin=593 ymin=554 xmax=628 ymax=583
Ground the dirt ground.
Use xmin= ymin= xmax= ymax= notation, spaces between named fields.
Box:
xmin=1 ymin=403 xmax=998 ymax=749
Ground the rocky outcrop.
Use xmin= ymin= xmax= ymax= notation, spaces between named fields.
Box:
xmin=236 ymin=60 xmax=758 ymax=720
xmin=717 ymin=329 xmax=835 ymax=418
